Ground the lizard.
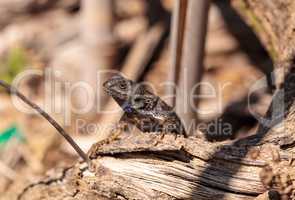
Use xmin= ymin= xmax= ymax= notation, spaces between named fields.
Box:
xmin=103 ymin=74 xmax=187 ymax=137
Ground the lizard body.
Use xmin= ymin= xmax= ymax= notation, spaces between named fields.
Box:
xmin=103 ymin=75 xmax=187 ymax=137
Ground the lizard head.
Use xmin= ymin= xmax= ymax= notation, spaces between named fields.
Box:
xmin=103 ymin=74 xmax=133 ymax=102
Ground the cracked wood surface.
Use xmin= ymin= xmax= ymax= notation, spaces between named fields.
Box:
xmin=232 ymin=0 xmax=295 ymax=62
xmin=6 ymin=116 xmax=295 ymax=200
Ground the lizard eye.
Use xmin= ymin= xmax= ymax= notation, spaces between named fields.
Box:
xmin=118 ymin=82 xmax=127 ymax=90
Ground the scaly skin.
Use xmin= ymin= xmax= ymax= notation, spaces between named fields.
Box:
xmin=103 ymin=74 xmax=187 ymax=137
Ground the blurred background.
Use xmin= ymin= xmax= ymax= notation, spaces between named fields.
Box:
xmin=0 ymin=0 xmax=274 ymax=195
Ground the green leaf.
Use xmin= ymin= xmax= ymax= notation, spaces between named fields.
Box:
xmin=0 ymin=124 xmax=25 ymax=147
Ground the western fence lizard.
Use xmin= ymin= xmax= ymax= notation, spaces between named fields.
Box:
xmin=103 ymin=74 xmax=187 ymax=137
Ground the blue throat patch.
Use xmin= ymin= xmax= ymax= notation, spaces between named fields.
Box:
xmin=123 ymin=103 xmax=132 ymax=113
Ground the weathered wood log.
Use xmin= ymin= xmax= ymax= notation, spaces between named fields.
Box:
xmin=231 ymin=0 xmax=295 ymax=62
xmin=7 ymin=103 xmax=295 ymax=200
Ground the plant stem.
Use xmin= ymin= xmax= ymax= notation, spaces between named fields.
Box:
xmin=167 ymin=0 xmax=188 ymax=106
xmin=0 ymin=80 xmax=92 ymax=166
xmin=176 ymin=0 xmax=210 ymax=136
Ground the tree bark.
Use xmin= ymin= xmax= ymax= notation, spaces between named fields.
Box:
xmin=9 ymin=97 xmax=295 ymax=200
xmin=231 ymin=0 xmax=295 ymax=63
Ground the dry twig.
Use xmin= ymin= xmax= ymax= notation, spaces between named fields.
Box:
xmin=0 ymin=80 xmax=91 ymax=166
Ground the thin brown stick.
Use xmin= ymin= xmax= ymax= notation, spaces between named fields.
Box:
xmin=0 ymin=80 xmax=92 ymax=166
xmin=176 ymin=0 xmax=210 ymax=136
xmin=167 ymin=0 xmax=188 ymax=106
